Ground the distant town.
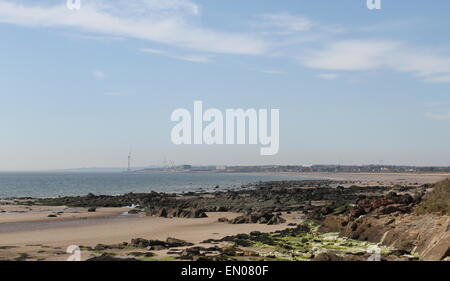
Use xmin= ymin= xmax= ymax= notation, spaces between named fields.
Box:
xmin=133 ymin=164 xmax=450 ymax=174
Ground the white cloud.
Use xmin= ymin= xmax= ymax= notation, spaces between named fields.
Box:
xmin=140 ymin=47 xmax=211 ymax=63
xmin=172 ymin=54 xmax=211 ymax=63
xmin=425 ymin=102 xmax=449 ymax=108
xmin=114 ymin=0 xmax=200 ymax=16
xmin=258 ymin=13 xmax=313 ymax=34
xmin=423 ymin=75 xmax=450 ymax=83
xmin=92 ymin=69 xmax=107 ymax=79
xmin=302 ymin=40 xmax=399 ymax=71
xmin=317 ymin=73 xmax=338 ymax=80
xmin=260 ymin=70 xmax=286 ymax=75
xmin=140 ymin=48 xmax=167 ymax=55
xmin=425 ymin=112 xmax=450 ymax=120
xmin=0 ymin=0 xmax=267 ymax=55
xmin=2 ymin=1 xmax=450 ymax=84
xmin=301 ymin=40 xmax=450 ymax=83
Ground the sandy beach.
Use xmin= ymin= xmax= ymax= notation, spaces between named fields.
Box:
xmin=298 ymin=172 xmax=450 ymax=186
xmin=0 ymin=206 xmax=299 ymax=261
xmin=1 ymin=172 xmax=448 ymax=261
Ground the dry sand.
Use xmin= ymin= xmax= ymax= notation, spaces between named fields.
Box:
xmin=299 ymin=172 xmax=450 ymax=186
xmin=0 ymin=207 xmax=301 ymax=261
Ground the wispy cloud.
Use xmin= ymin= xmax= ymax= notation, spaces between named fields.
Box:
xmin=92 ymin=69 xmax=107 ymax=79
xmin=260 ymin=70 xmax=286 ymax=75
xmin=172 ymin=54 xmax=211 ymax=63
xmin=301 ymin=40 xmax=450 ymax=83
xmin=425 ymin=112 xmax=450 ymax=120
xmin=302 ymin=40 xmax=399 ymax=71
xmin=140 ymin=47 xmax=211 ymax=63
xmin=257 ymin=13 xmax=313 ymax=34
xmin=425 ymin=101 xmax=449 ymax=108
xmin=423 ymin=75 xmax=450 ymax=83
xmin=2 ymin=1 xmax=450 ymax=84
xmin=0 ymin=0 xmax=267 ymax=55
xmin=317 ymin=73 xmax=338 ymax=80
xmin=114 ymin=0 xmax=201 ymax=16
xmin=140 ymin=48 xmax=167 ymax=55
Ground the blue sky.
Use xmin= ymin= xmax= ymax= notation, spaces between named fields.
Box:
xmin=1 ymin=0 xmax=450 ymax=170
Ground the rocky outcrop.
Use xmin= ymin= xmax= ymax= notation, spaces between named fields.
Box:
xmin=321 ymin=213 xmax=449 ymax=260
xmin=228 ymin=211 xmax=286 ymax=225
xmin=149 ymin=207 xmax=208 ymax=218
xmin=130 ymin=237 xmax=194 ymax=249
xmin=319 ymin=191 xmax=450 ymax=261
xmin=348 ymin=192 xmax=417 ymax=219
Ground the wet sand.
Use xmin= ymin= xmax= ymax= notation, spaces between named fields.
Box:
xmin=298 ymin=172 xmax=450 ymax=186
xmin=0 ymin=207 xmax=300 ymax=261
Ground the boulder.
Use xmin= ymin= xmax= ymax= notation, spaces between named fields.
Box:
xmin=267 ymin=215 xmax=286 ymax=225
xmin=166 ymin=237 xmax=194 ymax=247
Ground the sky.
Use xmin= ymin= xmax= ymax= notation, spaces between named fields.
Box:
xmin=1 ymin=0 xmax=450 ymax=171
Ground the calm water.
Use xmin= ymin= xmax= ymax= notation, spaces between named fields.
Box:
xmin=0 ymin=172 xmax=317 ymax=199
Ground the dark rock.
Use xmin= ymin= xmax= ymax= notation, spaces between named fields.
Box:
xmin=166 ymin=237 xmax=194 ymax=247
xmin=148 ymin=245 xmax=166 ymax=251
xmin=158 ymin=208 xmax=168 ymax=218
xmin=218 ymin=217 xmax=229 ymax=223
xmin=312 ymin=252 xmax=343 ymax=261
xmin=267 ymin=215 xmax=286 ymax=225
xmin=128 ymin=252 xmax=155 ymax=257
xmin=87 ymin=253 xmax=138 ymax=261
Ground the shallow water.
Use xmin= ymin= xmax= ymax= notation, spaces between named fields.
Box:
xmin=0 ymin=172 xmax=318 ymax=198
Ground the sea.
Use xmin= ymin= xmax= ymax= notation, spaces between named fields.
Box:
xmin=0 ymin=172 xmax=318 ymax=199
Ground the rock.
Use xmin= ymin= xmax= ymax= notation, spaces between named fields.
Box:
xmin=127 ymin=209 xmax=140 ymax=214
xmin=47 ymin=214 xmax=57 ymax=218
xmin=312 ymin=252 xmax=343 ymax=261
xmin=192 ymin=208 xmax=208 ymax=218
xmin=128 ymin=252 xmax=155 ymax=257
xmin=93 ymin=243 xmax=127 ymax=251
xmin=158 ymin=208 xmax=168 ymax=218
xmin=229 ymin=215 xmax=248 ymax=224
xmin=239 ymin=250 xmax=259 ymax=257
xmin=167 ymin=250 xmax=183 ymax=255
xmin=130 ymin=238 xmax=165 ymax=248
xmin=218 ymin=217 xmax=229 ymax=223
xmin=87 ymin=253 xmax=138 ymax=261
xmin=148 ymin=245 xmax=166 ymax=251
xmin=129 ymin=237 xmax=193 ymax=249
xmin=166 ymin=237 xmax=194 ymax=247
xmin=93 ymin=244 xmax=109 ymax=251
xmin=267 ymin=215 xmax=286 ymax=225
xmin=87 ymin=207 xmax=96 ymax=212
xmin=155 ymin=207 xmax=207 ymax=218
xmin=179 ymin=247 xmax=203 ymax=260
xmin=130 ymin=238 xmax=150 ymax=248
xmin=219 ymin=246 xmax=239 ymax=256
xmin=228 ymin=212 xmax=282 ymax=225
